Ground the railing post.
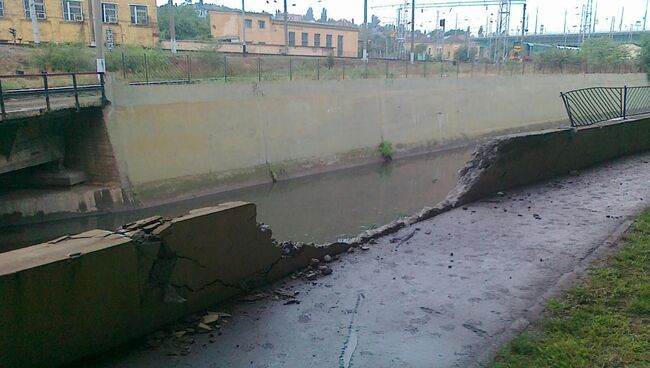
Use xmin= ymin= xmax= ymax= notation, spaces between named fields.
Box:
xmin=560 ymin=92 xmax=575 ymax=127
xmin=342 ymin=60 xmax=345 ymax=80
xmin=121 ymin=51 xmax=126 ymax=79
xmin=405 ymin=61 xmax=408 ymax=78
xmin=258 ymin=57 xmax=262 ymax=82
xmin=441 ymin=61 xmax=444 ymax=77
xmin=423 ymin=62 xmax=427 ymax=78
xmin=72 ymin=73 xmax=80 ymax=111
xmin=144 ymin=53 xmax=149 ymax=85
xmin=224 ymin=55 xmax=227 ymax=82
xmin=99 ymin=73 xmax=107 ymax=104
xmin=289 ymin=58 xmax=293 ymax=81
xmin=521 ymin=61 xmax=525 ymax=75
xmin=317 ymin=59 xmax=320 ymax=80
xmin=42 ymin=71 xmax=51 ymax=112
xmin=187 ymin=55 xmax=191 ymax=83
xmin=365 ymin=61 xmax=368 ymax=79
xmin=0 ymin=79 xmax=6 ymax=120
xmin=623 ymin=86 xmax=627 ymax=120
xmin=456 ymin=61 xmax=460 ymax=79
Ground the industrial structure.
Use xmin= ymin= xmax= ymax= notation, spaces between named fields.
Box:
xmin=0 ymin=0 xmax=158 ymax=46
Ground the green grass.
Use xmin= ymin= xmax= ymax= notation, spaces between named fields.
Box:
xmin=491 ymin=210 xmax=650 ymax=368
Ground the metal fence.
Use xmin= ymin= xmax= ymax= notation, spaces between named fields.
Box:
xmin=109 ymin=50 xmax=643 ymax=85
xmin=0 ymin=72 xmax=106 ymax=121
xmin=561 ymin=86 xmax=650 ymax=127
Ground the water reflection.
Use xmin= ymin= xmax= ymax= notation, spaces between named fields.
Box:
xmin=0 ymin=146 xmax=472 ymax=252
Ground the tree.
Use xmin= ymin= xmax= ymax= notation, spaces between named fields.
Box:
xmin=454 ymin=45 xmax=477 ymax=62
xmin=640 ymin=36 xmax=650 ymax=79
xmin=304 ymin=7 xmax=314 ymax=21
xmin=158 ymin=4 xmax=211 ymax=40
xmin=370 ymin=15 xmax=380 ymax=28
xmin=580 ymin=38 xmax=629 ymax=66
xmin=319 ymin=8 xmax=328 ymax=23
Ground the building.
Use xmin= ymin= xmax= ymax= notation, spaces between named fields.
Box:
xmin=411 ymin=35 xmax=480 ymax=61
xmin=0 ymin=0 xmax=158 ymax=46
xmin=208 ymin=9 xmax=359 ymax=58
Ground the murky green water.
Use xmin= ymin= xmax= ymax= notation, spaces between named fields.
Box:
xmin=0 ymin=146 xmax=472 ymax=252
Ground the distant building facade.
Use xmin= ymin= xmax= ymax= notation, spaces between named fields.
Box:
xmin=411 ymin=35 xmax=481 ymax=60
xmin=0 ymin=0 xmax=158 ymax=46
xmin=209 ymin=9 xmax=359 ymax=57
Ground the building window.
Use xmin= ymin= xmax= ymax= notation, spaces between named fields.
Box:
xmin=337 ymin=35 xmax=343 ymax=56
xmin=130 ymin=4 xmax=147 ymax=25
xmin=301 ymin=32 xmax=308 ymax=47
xmin=314 ymin=33 xmax=320 ymax=47
xmin=0 ymin=0 xmax=5 ymax=17
xmin=326 ymin=34 xmax=332 ymax=48
xmin=102 ymin=3 xmax=117 ymax=23
xmin=244 ymin=19 xmax=252 ymax=28
xmin=288 ymin=31 xmax=295 ymax=46
xmin=24 ymin=0 xmax=46 ymax=20
xmin=258 ymin=20 xmax=265 ymax=29
xmin=62 ymin=0 xmax=83 ymax=21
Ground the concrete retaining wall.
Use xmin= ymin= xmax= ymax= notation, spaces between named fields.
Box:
xmin=448 ymin=117 xmax=650 ymax=204
xmin=4 ymin=117 xmax=650 ymax=367
xmin=0 ymin=202 xmax=348 ymax=368
xmin=104 ymin=73 xmax=648 ymax=201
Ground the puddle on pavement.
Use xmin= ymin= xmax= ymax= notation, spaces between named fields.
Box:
xmin=0 ymin=146 xmax=473 ymax=252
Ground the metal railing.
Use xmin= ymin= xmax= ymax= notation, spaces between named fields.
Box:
xmin=561 ymin=86 xmax=650 ymax=127
xmin=0 ymin=72 xmax=106 ymax=121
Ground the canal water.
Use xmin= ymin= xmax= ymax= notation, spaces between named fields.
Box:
xmin=0 ymin=146 xmax=473 ymax=252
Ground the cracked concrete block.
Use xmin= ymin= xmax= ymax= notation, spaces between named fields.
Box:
xmin=0 ymin=231 xmax=141 ymax=368
xmin=158 ymin=202 xmax=283 ymax=309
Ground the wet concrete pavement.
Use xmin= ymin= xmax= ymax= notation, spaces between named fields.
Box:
xmin=96 ymin=153 xmax=650 ymax=368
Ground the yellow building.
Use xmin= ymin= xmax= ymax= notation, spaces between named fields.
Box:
xmin=412 ymin=36 xmax=481 ymax=61
xmin=0 ymin=0 xmax=158 ymax=46
xmin=209 ymin=9 xmax=359 ymax=58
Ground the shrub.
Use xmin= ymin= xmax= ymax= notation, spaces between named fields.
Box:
xmin=378 ymin=141 xmax=394 ymax=160
xmin=31 ymin=43 xmax=95 ymax=72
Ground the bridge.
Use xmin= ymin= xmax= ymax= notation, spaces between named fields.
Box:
xmin=476 ymin=30 xmax=650 ymax=48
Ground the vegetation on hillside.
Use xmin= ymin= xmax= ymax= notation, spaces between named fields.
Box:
xmin=491 ymin=210 xmax=650 ymax=368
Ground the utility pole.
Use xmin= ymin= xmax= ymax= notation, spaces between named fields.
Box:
xmin=28 ymin=0 xmax=40 ymax=44
xmin=283 ymin=0 xmax=288 ymax=54
xmin=363 ymin=0 xmax=368 ymax=61
xmin=93 ymin=0 xmax=105 ymax=73
xmin=534 ymin=7 xmax=538 ymax=34
xmin=643 ymin=0 xmax=648 ymax=32
xmin=591 ymin=1 xmax=597 ymax=34
xmin=169 ymin=0 xmax=177 ymax=54
xmin=410 ymin=0 xmax=415 ymax=63
xmin=619 ymin=7 xmax=624 ymax=32
xmin=87 ymin=0 xmax=95 ymax=46
xmin=520 ymin=3 xmax=526 ymax=61
xmin=610 ymin=16 xmax=615 ymax=38
xmin=563 ymin=9 xmax=567 ymax=47
xmin=240 ymin=0 xmax=246 ymax=56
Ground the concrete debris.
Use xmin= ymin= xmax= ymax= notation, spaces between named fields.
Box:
xmin=323 ymin=254 xmax=333 ymax=263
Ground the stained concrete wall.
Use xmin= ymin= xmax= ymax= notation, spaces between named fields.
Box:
xmin=103 ymin=73 xmax=648 ymax=200
xmin=448 ymin=117 xmax=650 ymax=205
xmin=0 ymin=202 xmax=348 ymax=368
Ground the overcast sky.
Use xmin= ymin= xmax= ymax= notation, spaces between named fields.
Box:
xmin=158 ymin=0 xmax=650 ymax=34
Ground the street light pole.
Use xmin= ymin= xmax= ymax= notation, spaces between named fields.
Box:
xmin=93 ymin=0 xmax=105 ymax=73
xmin=643 ymin=0 xmax=648 ymax=31
xmin=169 ymin=0 xmax=177 ymax=54
xmin=284 ymin=0 xmax=289 ymax=54
xmin=410 ymin=0 xmax=415 ymax=63
xmin=241 ymin=0 xmax=247 ymax=56
xmin=363 ymin=0 xmax=368 ymax=61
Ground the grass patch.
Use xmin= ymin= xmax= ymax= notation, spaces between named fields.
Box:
xmin=491 ymin=210 xmax=650 ymax=368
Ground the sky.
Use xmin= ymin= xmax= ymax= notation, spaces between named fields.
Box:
xmin=157 ymin=0 xmax=650 ymax=35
